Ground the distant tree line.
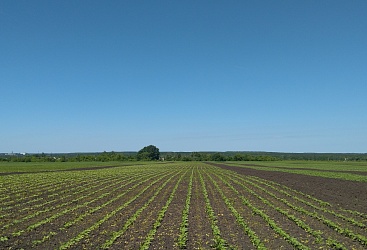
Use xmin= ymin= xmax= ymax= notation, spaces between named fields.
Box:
xmin=0 ymin=151 xmax=135 ymax=163
xmin=0 ymin=145 xmax=161 ymax=163
xmin=1 ymin=148 xmax=367 ymax=162
xmin=0 ymin=152 xmax=278 ymax=162
xmin=161 ymin=152 xmax=279 ymax=161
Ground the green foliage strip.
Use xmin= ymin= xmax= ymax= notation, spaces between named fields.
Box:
xmin=101 ymin=170 xmax=184 ymax=249
xmin=58 ymin=170 xmax=175 ymax=250
xmin=198 ymin=169 xmax=228 ymax=249
xmin=140 ymin=169 xmax=188 ymax=249
xmin=212 ymin=170 xmax=309 ymax=250
xmin=205 ymin=172 xmax=266 ymax=249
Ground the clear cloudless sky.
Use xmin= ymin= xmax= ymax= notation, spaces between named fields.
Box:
xmin=1 ymin=0 xmax=366 ymax=153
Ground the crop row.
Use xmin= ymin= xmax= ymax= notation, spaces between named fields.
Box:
xmin=29 ymin=171 xmax=160 ymax=246
xmin=177 ymin=169 xmax=194 ymax=248
xmin=1 ymin=171 xmax=148 ymax=231
xmin=208 ymin=165 xmax=366 ymax=249
xmin=245 ymin=175 xmax=366 ymax=230
xmin=1 ymin=165 xmax=178 ymax=249
xmin=0 ymin=174 xmax=122 ymax=220
xmin=1 ymin=162 xmax=366 ymax=249
xmin=59 ymin=170 xmax=180 ymax=249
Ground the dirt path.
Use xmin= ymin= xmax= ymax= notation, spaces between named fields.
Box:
xmin=207 ymin=162 xmax=367 ymax=214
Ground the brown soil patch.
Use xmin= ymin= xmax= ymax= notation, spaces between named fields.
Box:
xmin=240 ymin=163 xmax=367 ymax=176
xmin=207 ymin=162 xmax=367 ymax=214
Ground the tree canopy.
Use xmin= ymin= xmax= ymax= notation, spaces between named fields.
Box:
xmin=137 ymin=145 xmax=160 ymax=161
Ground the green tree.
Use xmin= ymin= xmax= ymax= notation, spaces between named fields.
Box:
xmin=137 ymin=145 xmax=160 ymax=161
xmin=191 ymin=152 xmax=204 ymax=161
xmin=210 ymin=153 xmax=226 ymax=161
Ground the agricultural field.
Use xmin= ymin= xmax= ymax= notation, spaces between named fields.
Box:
xmin=1 ymin=162 xmax=367 ymax=249
xmin=0 ymin=161 xmax=148 ymax=173
xmin=225 ymin=161 xmax=367 ymax=182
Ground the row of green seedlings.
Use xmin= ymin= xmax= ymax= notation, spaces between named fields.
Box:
xmin=3 ymin=169 xmax=153 ymax=245
xmin=0 ymin=175 xmax=90 ymax=222
xmin=246 ymin=175 xmax=367 ymax=230
xmin=1 ymin=171 xmax=136 ymax=234
xmin=100 ymin=171 xmax=182 ymax=249
xmin=0 ymin=165 xmax=124 ymax=195
xmin=58 ymin=169 xmax=181 ymax=250
xmin=61 ymin=166 xmax=183 ymax=248
xmin=204 ymin=171 xmax=266 ymax=249
xmin=0 ymin=211 xmax=12 ymax=221
xmin=101 ymin=169 xmax=183 ymax=249
xmin=140 ymin=169 xmax=189 ymax=249
xmin=177 ymin=169 xmax=194 ymax=249
xmin=219 ymin=171 xmax=347 ymax=249
xmin=2 ymin=192 xmax=45 ymax=207
xmin=61 ymin=169 xmax=171 ymax=230
xmin=340 ymin=208 xmax=367 ymax=220
xmin=248 ymin=172 xmax=367 ymax=223
xmin=0 ymin=165 xmax=143 ymax=202
xmin=102 ymin=168 xmax=189 ymax=249
xmin=0 ymin=182 xmax=7 ymax=194
xmin=0 ymin=168 xmax=121 ymax=205
xmin=30 ymin=170 xmax=167 ymax=247
xmin=244 ymin=175 xmax=367 ymax=247
xmin=32 ymin=171 xmax=168 ymax=247
xmin=0 ymin=178 xmax=68 ymax=207
xmin=0 ymin=194 xmax=10 ymax=203
xmin=0 ymin=172 xmax=88 ymax=204
xmin=247 ymin=174 xmax=366 ymax=228
xmin=0 ymin=170 xmax=122 ymax=214
xmin=1 ymin=183 xmax=93 ymax=224
xmin=2 ymin=178 xmax=107 ymax=231
xmin=0 ymin=173 xmax=119 ymax=217
xmin=9 ymin=176 xmax=131 ymax=238
xmin=209 ymin=170 xmax=310 ymax=250
xmin=0 ymin=174 xmax=60 ymax=200
xmin=1 ymin=174 xmax=95 ymax=242
xmin=237 ymin=173 xmax=367 ymax=248
xmin=31 ymin=171 xmax=137 ymax=205
xmin=227 ymin=171 xmax=345 ymax=249
xmin=3 ymin=197 xmax=43 ymax=213
xmin=198 ymin=169 xmax=229 ymax=249
xmin=18 ymin=175 xmax=119 ymax=213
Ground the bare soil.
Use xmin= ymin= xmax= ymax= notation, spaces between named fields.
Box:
xmin=2 ymin=163 xmax=367 ymax=250
xmin=239 ymin=163 xmax=367 ymax=176
xmin=207 ymin=162 xmax=367 ymax=214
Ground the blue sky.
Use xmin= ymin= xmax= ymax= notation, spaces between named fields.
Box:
xmin=1 ymin=1 xmax=366 ymax=153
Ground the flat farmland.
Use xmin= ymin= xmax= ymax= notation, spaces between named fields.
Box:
xmin=1 ymin=162 xmax=367 ymax=249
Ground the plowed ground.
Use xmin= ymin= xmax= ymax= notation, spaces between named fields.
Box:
xmin=1 ymin=162 xmax=366 ymax=249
